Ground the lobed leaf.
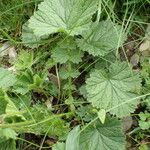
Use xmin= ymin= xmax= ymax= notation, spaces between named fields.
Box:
xmin=53 ymin=117 xmax=126 ymax=150
xmin=52 ymin=37 xmax=83 ymax=64
xmin=66 ymin=126 xmax=80 ymax=150
xmin=22 ymin=22 xmax=42 ymax=48
xmin=0 ymin=68 xmax=16 ymax=89
xmin=86 ymin=62 xmax=141 ymax=117
xmin=28 ymin=0 xmax=98 ymax=37
xmin=80 ymin=117 xmax=125 ymax=150
xmin=77 ymin=20 xmax=126 ymax=56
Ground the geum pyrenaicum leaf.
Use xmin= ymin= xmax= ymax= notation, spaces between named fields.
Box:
xmin=14 ymin=50 xmax=33 ymax=70
xmin=28 ymin=0 xmax=98 ymax=37
xmin=52 ymin=37 xmax=83 ymax=64
xmin=52 ymin=126 xmax=80 ymax=150
xmin=53 ymin=116 xmax=125 ymax=150
xmin=52 ymin=142 xmax=65 ymax=150
xmin=86 ymin=62 xmax=141 ymax=117
xmin=66 ymin=126 xmax=80 ymax=150
xmin=59 ymin=67 xmax=80 ymax=80
xmin=79 ymin=117 xmax=125 ymax=150
xmin=22 ymin=22 xmax=42 ymax=48
xmin=77 ymin=20 xmax=126 ymax=56
xmin=0 ymin=128 xmax=17 ymax=142
xmin=97 ymin=109 xmax=106 ymax=124
xmin=0 ymin=127 xmax=17 ymax=150
xmin=0 ymin=68 xmax=16 ymax=89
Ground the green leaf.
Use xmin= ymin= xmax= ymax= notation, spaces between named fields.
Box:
xmin=0 ymin=90 xmax=8 ymax=115
xmin=53 ymin=117 xmax=125 ymax=150
xmin=52 ymin=37 xmax=83 ymax=64
xmin=0 ymin=68 xmax=16 ymax=89
xmin=94 ymin=52 xmax=116 ymax=70
xmin=59 ymin=67 xmax=80 ymax=79
xmin=79 ymin=117 xmax=125 ymax=150
xmin=66 ymin=126 xmax=80 ymax=150
xmin=97 ymin=109 xmax=106 ymax=124
xmin=5 ymin=95 xmax=22 ymax=117
xmin=77 ymin=20 xmax=126 ymax=56
xmin=76 ymin=105 xmax=97 ymax=122
xmin=0 ymin=128 xmax=17 ymax=142
xmin=13 ymin=69 xmax=33 ymax=95
xmin=22 ymin=22 xmax=41 ymax=48
xmin=29 ymin=74 xmax=44 ymax=90
xmin=52 ymin=142 xmax=65 ymax=150
xmin=139 ymin=112 xmax=150 ymax=130
xmin=0 ymin=128 xmax=17 ymax=150
xmin=14 ymin=50 xmax=33 ymax=70
xmin=11 ymin=94 xmax=31 ymax=110
xmin=24 ymin=104 xmax=69 ymax=139
xmin=2 ymin=94 xmax=26 ymax=122
xmin=86 ymin=62 xmax=141 ymax=117
xmin=146 ymin=100 xmax=150 ymax=111
xmin=28 ymin=0 xmax=98 ymax=37
xmin=139 ymin=144 xmax=149 ymax=150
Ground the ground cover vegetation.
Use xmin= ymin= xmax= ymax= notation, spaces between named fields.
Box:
xmin=0 ymin=0 xmax=150 ymax=149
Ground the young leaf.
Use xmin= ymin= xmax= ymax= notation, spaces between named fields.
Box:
xmin=14 ymin=50 xmax=33 ymax=70
xmin=0 ymin=128 xmax=17 ymax=142
xmin=13 ymin=70 xmax=33 ymax=95
xmin=86 ymin=62 xmax=141 ymax=117
xmin=28 ymin=0 xmax=98 ymax=37
xmin=5 ymin=95 xmax=23 ymax=117
xmin=52 ymin=142 xmax=65 ymax=150
xmin=97 ymin=109 xmax=106 ymax=124
xmin=139 ymin=112 xmax=150 ymax=130
xmin=76 ymin=105 xmax=97 ymax=122
xmin=79 ymin=117 xmax=126 ymax=150
xmin=52 ymin=37 xmax=83 ymax=64
xmin=59 ymin=67 xmax=80 ymax=80
xmin=0 ymin=128 xmax=17 ymax=150
xmin=77 ymin=20 xmax=126 ymax=56
xmin=0 ymin=68 xmax=16 ymax=89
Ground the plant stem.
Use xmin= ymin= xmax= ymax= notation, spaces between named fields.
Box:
xmin=68 ymin=62 xmax=72 ymax=98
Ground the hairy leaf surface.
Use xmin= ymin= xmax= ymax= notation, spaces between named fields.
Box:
xmin=24 ymin=104 xmax=69 ymax=139
xmin=0 ymin=128 xmax=17 ymax=142
xmin=0 ymin=128 xmax=17 ymax=150
xmin=52 ymin=37 xmax=83 ymax=64
xmin=0 ymin=68 xmax=16 ymax=88
xmin=86 ymin=62 xmax=141 ymax=117
xmin=77 ymin=20 xmax=126 ymax=56
xmin=22 ymin=22 xmax=41 ymax=48
xmin=80 ymin=117 xmax=125 ymax=150
xmin=52 ymin=142 xmax=65 ymax=150
xmin=66 ymin=126 xmax=80 ymax=150
xmin=14 ymin=50 xmax=33 ymax=70
xmin=28 ymin=0 xmax=98 ymax=37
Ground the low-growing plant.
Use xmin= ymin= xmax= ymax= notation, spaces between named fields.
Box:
xmin=0 ymin=0 xmax=150 ymax=149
